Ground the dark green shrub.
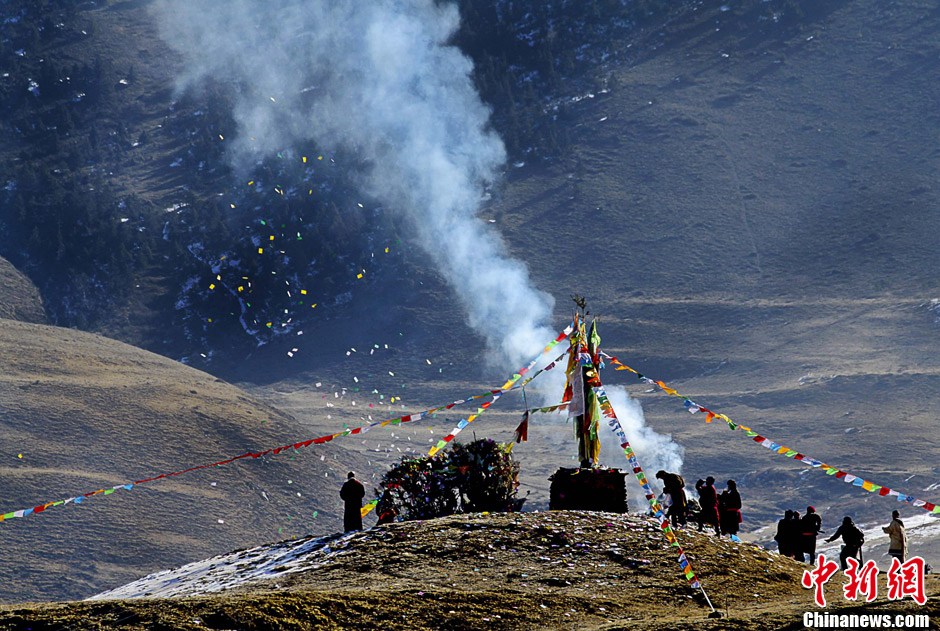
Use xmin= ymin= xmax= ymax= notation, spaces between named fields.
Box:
xmin=377 ymin=438 xmax=521 ymax=522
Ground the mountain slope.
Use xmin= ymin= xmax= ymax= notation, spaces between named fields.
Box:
xmin=0 ymin=319 xmax=366 ymax=602
xmin=0 ymin=256 xmax=45 ymax=324
xmin=1 ymin=0 xmax=939 ymax=613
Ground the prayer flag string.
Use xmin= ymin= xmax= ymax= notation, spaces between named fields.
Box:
xmin=604 ymin=355 xmax=940 ymax=517
xmin=595 ymin=383 xmax=709 ymax=600
xmin=428 ymin=324 xmax=575 ymax=457
xmin=0 ymin=323 xmax=575 ymax=525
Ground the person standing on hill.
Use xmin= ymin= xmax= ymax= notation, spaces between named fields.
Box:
xmin=696 ymin=477 xmax=721 ymax=535
xmin=826 ymin=516 xmax=865 ymax=570
xmin=882 ymin=510 xmax=908 ymax=563
xmin=800 ymin=506 xmax=823 ymax=562
xmin=719 ymin=479 xmax=742 ymax=538
xmin=340 ymin=471 xmax=366 ymax=532
xmin=656 ymin=470 xmax=688 ymax=527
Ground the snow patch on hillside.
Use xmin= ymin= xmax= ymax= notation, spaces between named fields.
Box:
xmin=90 ymin=530 xmax=360 ymax=600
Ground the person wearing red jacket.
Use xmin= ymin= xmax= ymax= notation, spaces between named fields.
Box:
xmin=696 ymin=476 xmax=721 ymax=535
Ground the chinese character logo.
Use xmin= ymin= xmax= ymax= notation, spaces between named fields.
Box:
xmin=802 ymin=555 xmax=928 ymax=607
xmin=802 ymin=554 xmax=839 ymax=607
xmin=886 ymin=557 xmax=927 ymax=606
xmin=843 ymin=558 xmax=879 ymax=602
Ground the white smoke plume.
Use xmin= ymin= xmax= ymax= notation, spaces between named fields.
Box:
xmin=154 ymin=0 xmax=683 ymax=473
xmin=600 ymin=385 xmax=685 ymax=475
xmin=153 ymin=0 xmax=553 ymax=367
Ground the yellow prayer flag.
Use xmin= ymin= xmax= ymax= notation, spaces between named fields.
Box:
xmin=301 ymin=289 xmax=307 ymax=295
xmin=209 ymin=283 xmax=216 ymax=290
xmin=303 ymin=156 xmax=307 ymax=163
xmin=258 ymin=247 xmax=264 ymax=254
xmin=657 ymin=381 xmax=679 ymax=396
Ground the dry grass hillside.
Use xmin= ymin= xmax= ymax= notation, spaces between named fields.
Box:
xmin=0 ymin=319 xmax=366 ymax=603
xmin=0 ymin=257 xmax=46 ymax=324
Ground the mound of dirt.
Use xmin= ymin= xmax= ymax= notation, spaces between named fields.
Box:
xmin=3 ymin=511 xmax=938 ymax=630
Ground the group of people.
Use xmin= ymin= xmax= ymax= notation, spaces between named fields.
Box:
xmin=774 ymin=506 xmax=824 ymax=562
xmin=654 ymin=471 xmax=911 ymax=567
xmin=774 ymin=507 xmax=909 ymax=567
xmin=655 ymin=471 xmax=742 ymax=538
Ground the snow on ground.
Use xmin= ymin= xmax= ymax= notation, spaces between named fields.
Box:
xmin=89 ymin=530 xmax=359 ymax=600
xmin=815 ymin=515 xmax=940 ymax=567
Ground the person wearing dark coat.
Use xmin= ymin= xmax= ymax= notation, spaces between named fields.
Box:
xmin=340 ymin=471 xmax=366 ymax=532
xmin=775 ymin=510 xmax=796 ymax=557
xmin=656 ymin=470 xmax=688 ymax=527
xmin=826 ymin=516 xmax=865 ymax=570
xmin=719 ymin=479 xmax=742 ymax=537
xmin=696 ymin=476 xmax=721 ymax=535
xmin=800 ymin=506 xmax=823 ymax=562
